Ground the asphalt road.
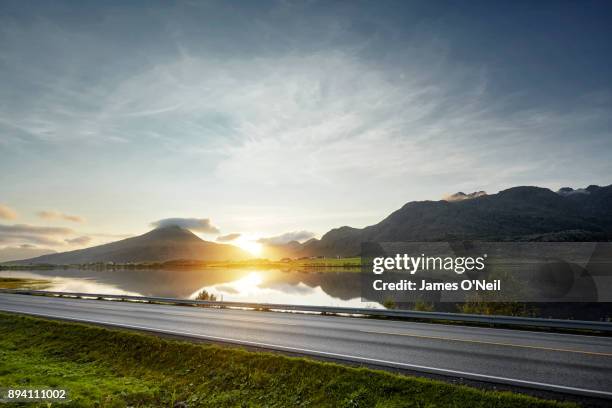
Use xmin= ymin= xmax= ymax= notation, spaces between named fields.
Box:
xmin=1 ymin=293 xmax=611 ymax=398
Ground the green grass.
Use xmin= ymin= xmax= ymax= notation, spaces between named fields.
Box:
xmin=0 ymin=277 xmax=50 ymax=289
xmin=0 ymin=313 xmax=577 ymax=408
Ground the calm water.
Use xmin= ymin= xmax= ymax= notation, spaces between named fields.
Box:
xmin=0 ymin=268 xmax=381 ymax=308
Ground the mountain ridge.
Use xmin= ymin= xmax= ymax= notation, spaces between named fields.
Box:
xmin=10 ymin=184 xmax=612 ymax=264
xmin=289 ymin=184 xmax=612 ymax=258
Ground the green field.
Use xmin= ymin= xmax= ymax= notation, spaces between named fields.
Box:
xmin=0 ymin=277 xmax=49 ymax=289
xmin=0 ymin=313 xmax=576 ymax=407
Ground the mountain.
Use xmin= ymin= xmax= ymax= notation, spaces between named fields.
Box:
xmin=12 ymin=226 xmax=251 ymax=265
xmin=294 ymin=184 xmax=612 ymax=257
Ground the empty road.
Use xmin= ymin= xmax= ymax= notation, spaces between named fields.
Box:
xmin=1 ymin=293 xmax=611 ymax=399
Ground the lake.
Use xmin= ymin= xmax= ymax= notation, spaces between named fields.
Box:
xmin=3 ymin=267 xmax=612 ymax=320
xmin=0 ymin=268 xmax=382 ymax=309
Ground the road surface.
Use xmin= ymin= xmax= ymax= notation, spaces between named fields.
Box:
xmin=1 ymin=293 xmax=611 ymax=398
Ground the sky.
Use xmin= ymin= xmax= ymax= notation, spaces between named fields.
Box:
xmin=1 ymin=0 xmax=611 ymax=258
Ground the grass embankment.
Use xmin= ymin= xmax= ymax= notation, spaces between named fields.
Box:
xmin=0 ymin=277 xmax=49 ymax=289
xmin=0 ymin=313 xmax=576 ymax=408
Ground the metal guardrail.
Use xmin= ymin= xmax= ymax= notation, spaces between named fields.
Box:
xmin=1 ymin=288 xmax=612 ymax=333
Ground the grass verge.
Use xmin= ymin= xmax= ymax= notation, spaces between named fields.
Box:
xmin=0 ymin=277 xmax=49 ymax=289
xmin=0 ymin=312 xmax=577 ymax=408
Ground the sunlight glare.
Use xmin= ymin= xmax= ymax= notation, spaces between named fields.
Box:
xmin=233 ymin=272 xmax=263 ymax=294
xmin=234 ymin=237 xmax=262 ymax=257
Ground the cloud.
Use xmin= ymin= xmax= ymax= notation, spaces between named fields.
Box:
xmin=0 ymin=2 xmax=610 ymax=239
xmin=442 ymin=191 xmax=487 ymax=202
xmin=89 ymin=232 xmax=134 ymax=239
xmin=65 ymin=236 xmax=92 ymax=246
xmin=0 ymin=224 xmax=73 ymax=235
xmin=257 ymin=231 xmax=315 ymax=245
xmin=0 ymin=236 xmax=63 ymax=246
xmin=151 ymin=218 xmax=220 ymax=234
xmin=0 ymin=204 xmax=17 ymax=220
xmin=37 ymin=210 xmax=85 ymax=223
xmin=216 ymin=233 xmax=241 ymax=242
xmin=0 ymin=223 xmax=74 ymax=246
xmin=72 ymin=43 xmax=608 ymax=199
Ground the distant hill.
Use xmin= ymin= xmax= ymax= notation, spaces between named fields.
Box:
xmin=11 ymin=226 xmax=251 ymax=265
xmin=294 ymin=184 xmax=612 ymax=257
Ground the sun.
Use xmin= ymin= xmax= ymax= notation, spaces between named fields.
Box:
xmin=234 ymin=237 xmax=262 ymax=257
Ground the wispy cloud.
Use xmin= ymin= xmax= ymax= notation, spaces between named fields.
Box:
xmin=51 ymin=46 xmax=608 ymax=196
xmin=38 ymin=210 xmax=85 ymax=223
xmin=0 ymin=1 xmax=610 ymax=240
xmin=0 ymin=224 xmax=73 ymax=235
xmin=258 ymin=231 xmax=315 ymax=245
xmin=151 ymin=218 xmax=220 ymax=234
xmin=216 ymin=233 xmax=241 ymax=242
xmin=65 ymin=235 xmax=92 ymax=246
xmin=0 ymin=223 xmax=74 ymax=246
xmin=0 ymin=204 xmax=17 ymax=220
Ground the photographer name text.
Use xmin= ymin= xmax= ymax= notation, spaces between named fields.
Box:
xmin=372 ymin=279 xmax=501 ymax=292
xmin=371 ymin=254 xmax=500 ymax=292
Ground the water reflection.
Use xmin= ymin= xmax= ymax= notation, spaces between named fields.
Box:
xmin=0 ymin=268 xmax=380 ymax=308
xmin=190 ymin=271 xmax=379 ymax=307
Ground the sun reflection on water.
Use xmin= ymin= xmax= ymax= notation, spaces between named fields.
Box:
xmin=229 ymin=272 xmax=263 ymax=294
xmin=189 ymin=270 xmax=381 ymax=308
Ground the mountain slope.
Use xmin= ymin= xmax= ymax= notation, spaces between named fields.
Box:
xmin=298 ymin=184 xmax=612 ymax=257
xmin=14 ymin=226 xmax=251 ymax=265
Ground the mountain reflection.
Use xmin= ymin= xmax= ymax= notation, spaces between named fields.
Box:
xmin=0 ymin=268 xmax=378 ymax=308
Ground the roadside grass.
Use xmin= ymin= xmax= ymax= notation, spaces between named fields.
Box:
xmin=0 ymin=313 xmax=577 ymax=408
xmin=0 ymin=277 xmax=50 ymax=289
